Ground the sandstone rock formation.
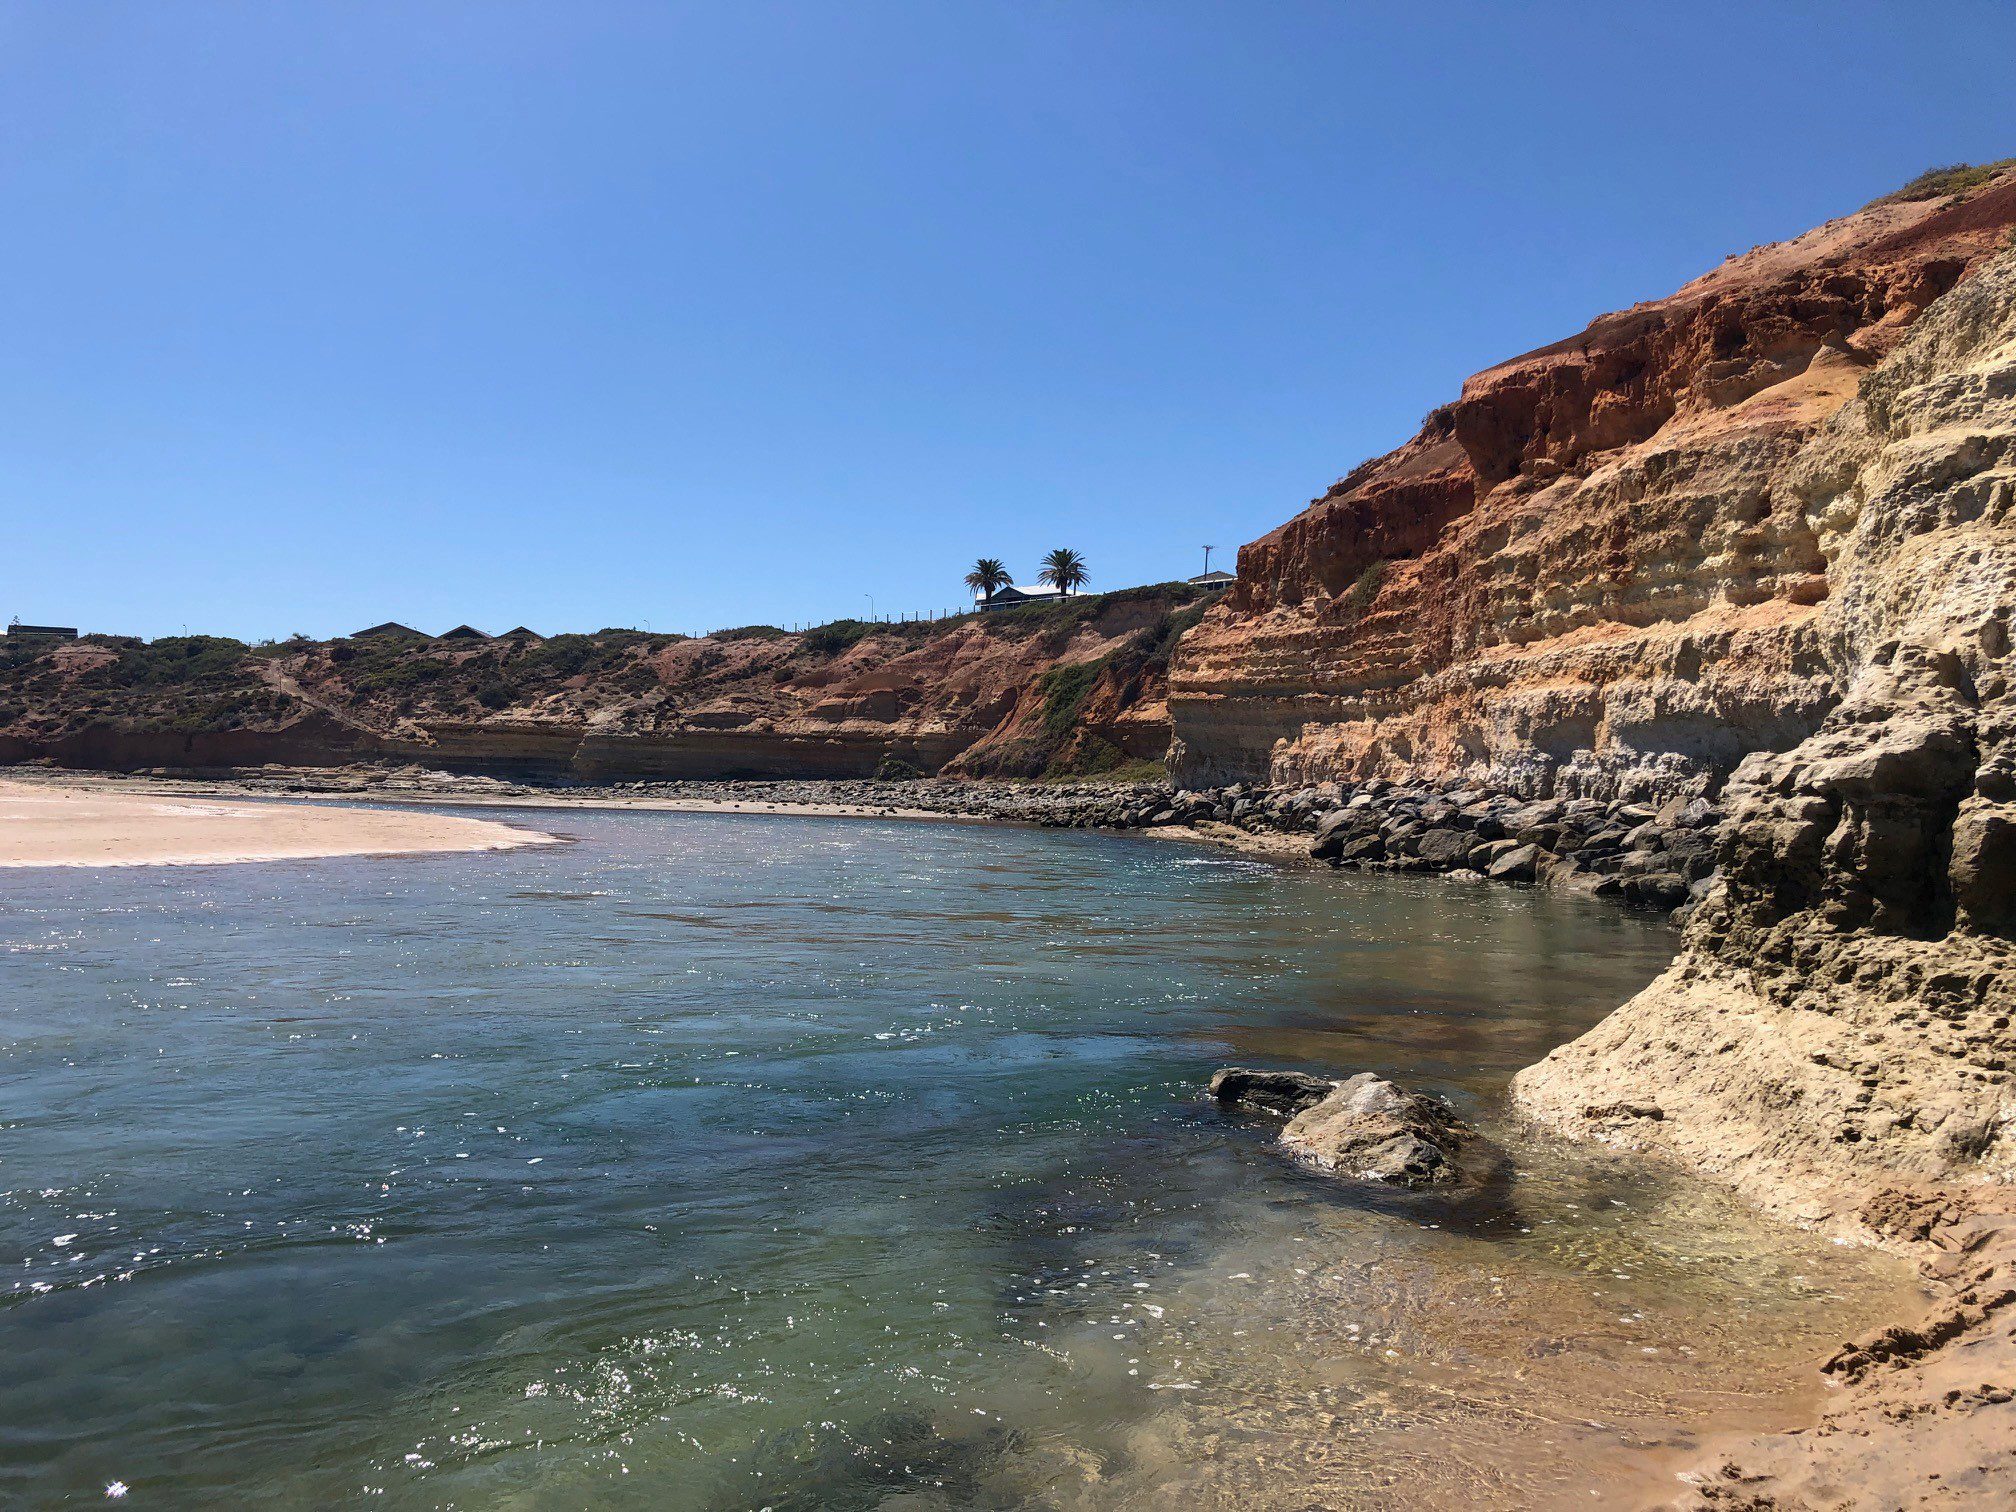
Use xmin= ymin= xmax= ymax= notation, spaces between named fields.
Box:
xmin=1513 ymin=235 xmax=2016 ymax=1508
xmin=1177 ymin=172 xmax=2016 ymax=1500
xmin=1515 ymin=241 xmax=2016 ymax=1225
xmin=1169 ymin=171 xmax=2016 ymax=801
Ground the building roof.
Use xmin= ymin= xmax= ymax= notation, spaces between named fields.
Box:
xmin=5 ymin=623 xmax=79 ymax=637
xmin=437 ymin=624 xmax=491 ymax=640
xmin=1188 ymin=569 xmax=1236 ymax=586
xmin=352 ymin=621 xmax=426 ymax=639
xmin=502 ymin=626 xmax=544 ymax=640
xmin=983 ymin=583 xmax=1068 ymax=602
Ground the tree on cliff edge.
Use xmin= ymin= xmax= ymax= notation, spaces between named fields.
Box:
xmin=965 ymin=558 xmax=1013 ymax=604
xmin=1038 ymin=549 xmax=1089 ymax=596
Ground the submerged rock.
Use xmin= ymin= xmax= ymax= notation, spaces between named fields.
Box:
xmin=1210 ymin=1066 xmax=1473 ymax=1186
xmin=1207 ymin=1066 xmax=1334 ymax=1118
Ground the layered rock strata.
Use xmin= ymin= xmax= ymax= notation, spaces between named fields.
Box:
xmin=0 ymin=587 xmax=1210 ymax=783
xmin=1175 ymin=174 xmax=2016 ymax=1500
xmin=1515 ymin=244 xmax=2016 ymax=1225
xmin=1170 ymin=171 xmax=2016 ymax=801
xmin=1514 ymin=243 xmax=2016 ymax=1505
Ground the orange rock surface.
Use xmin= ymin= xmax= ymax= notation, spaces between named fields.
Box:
xmin=1171 ymin=171 xmax=2016 ymax=797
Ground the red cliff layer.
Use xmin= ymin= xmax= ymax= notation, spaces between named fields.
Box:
xmin=1171 ymin=170 xmax=2016 ymax=797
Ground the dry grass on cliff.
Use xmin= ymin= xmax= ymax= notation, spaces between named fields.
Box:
xmin=1882 ymin=158 xmax=2016 ymax=203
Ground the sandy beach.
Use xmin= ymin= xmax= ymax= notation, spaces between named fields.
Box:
xmin=0 ymin=767 xmax=1320 ymax=864
xmin=0 ymin=777 xmax=554 ymax=868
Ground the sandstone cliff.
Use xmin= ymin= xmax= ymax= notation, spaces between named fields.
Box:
xmin=1517 ymin=239 xmax=2016 ymax=1510
xmin=0 ymin=585 xmax=1212 ymax=782
xmin=1169 ymin=169 xmax=2016 ymax=800
xmin=1516 ymin=237 xmax=2016 ymax=1228
xmin=1172 ymin=172 xmax=2016 ymax=1500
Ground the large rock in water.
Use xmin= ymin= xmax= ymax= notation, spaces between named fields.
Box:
xmin=1210 ymin=1067 xmax=1471 ymax=1186
xmin=1281 ymin=1073 xmax=1470 ymax=1185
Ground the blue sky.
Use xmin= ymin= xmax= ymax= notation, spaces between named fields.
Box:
xmin=5 ymin=2 xmax=2013 ymax=641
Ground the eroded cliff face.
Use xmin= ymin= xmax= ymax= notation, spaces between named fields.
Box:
xmin=1170 ymin=189 xmax=2016 ymax=1497
xmin=1170 ymin=172 xmax=2016 ymax=799
xmin=1515 ymin=227 xmax=2016 ymax=1512
xmin=1515 ymin=244 xmax=2016 ymax=1222
xmin=0 ymin=587 xmax=1208 ymax=782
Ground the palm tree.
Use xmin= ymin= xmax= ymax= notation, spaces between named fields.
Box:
xmin=964 ymin=557 xmax=1013 ymax=605
xmin=1038 ymin=548 xmax=1089 ymax=597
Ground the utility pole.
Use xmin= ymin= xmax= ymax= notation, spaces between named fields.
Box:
xmin=1202 ymin=545 xmax=1215 ymax=575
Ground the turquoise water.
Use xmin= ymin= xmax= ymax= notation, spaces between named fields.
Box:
xmin=0 ymin=810 xmax=1916 ymax=1508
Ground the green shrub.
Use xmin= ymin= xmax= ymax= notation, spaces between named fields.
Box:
xmin=799 ymin=619 xmax=878 ymax=658
xmin=76 ymin=635 xmax=251 ymax=691
xmin=1046 ymin=732 xmax=1126 ymax=777
xmin=1038 ymin=660 xmax=1103 ymax=740
xmin=1343 ymin=559 xmax=1386 ymax=618
xmin=1137 ymin=600 xmax=1212 ymax=675
xmin=610 ymin=662 xmax=660 ymax=694
xmin=1883 ymin=159 xmax=2016 ymax=203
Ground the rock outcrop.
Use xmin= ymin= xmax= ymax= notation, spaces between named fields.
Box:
xmin=1169 ymin=170 xmax=2016 ymax=801
xmin=1206 ymin=1066 xmax=1335 ymax=1118
xmin=1180 ymin=172 xmax=2016 ymax=1500
xmin=1514 ymin=241 xmax=2016 ymax=1224
xmin=1509 ymin=232 xmax=2016 ymax=1510
xmin=1210 ymin=1066 xmax=1473 ymax=1186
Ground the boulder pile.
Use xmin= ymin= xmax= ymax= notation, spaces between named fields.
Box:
xmin=1168 ymin=778 xmax=1724 ymax=917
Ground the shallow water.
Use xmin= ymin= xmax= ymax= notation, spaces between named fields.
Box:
xmin=0 ymin=809 xmax=1920 ymax=1508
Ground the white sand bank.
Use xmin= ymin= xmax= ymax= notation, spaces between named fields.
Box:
xmin=0 ymin=778 xmax=554 ymax=868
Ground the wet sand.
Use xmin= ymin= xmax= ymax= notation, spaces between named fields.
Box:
xmin=0 ymin=777 xmax=554 ymax=867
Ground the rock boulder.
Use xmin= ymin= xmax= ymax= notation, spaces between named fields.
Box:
xmin=1206 ymin=1066 xmax=1334 ymax=1118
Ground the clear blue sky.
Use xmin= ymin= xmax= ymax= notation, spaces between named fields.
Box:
xmin=5 ymin=3 xmax=2013 ymax=641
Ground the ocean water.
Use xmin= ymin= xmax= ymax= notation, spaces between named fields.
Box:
xmin=0 ymin=808 xmax=1920 ymax=1508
